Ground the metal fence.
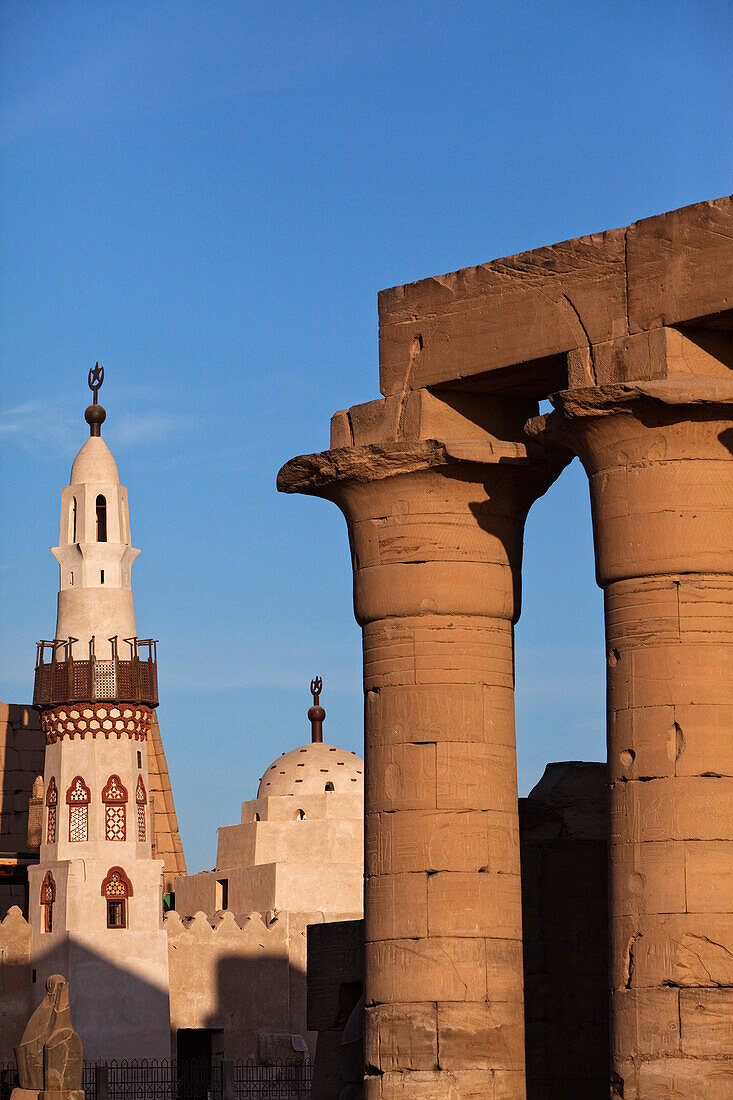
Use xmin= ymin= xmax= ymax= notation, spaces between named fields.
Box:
xmin=0 ymin=1059 xmax=311 ymax=1100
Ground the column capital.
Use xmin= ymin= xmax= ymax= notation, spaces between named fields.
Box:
xmin=527 ymin=379 xmax=733 ymax=586
xmin=279 ymin=433 xmax=567 ymax=625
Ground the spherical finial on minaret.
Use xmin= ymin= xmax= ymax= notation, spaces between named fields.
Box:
xmin=308 ymin=676 xmax=325 ymax=744
xmin=84 ymin=363 xmax=106 ymax=437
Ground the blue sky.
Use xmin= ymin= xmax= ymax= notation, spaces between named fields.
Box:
xmin=1 ymin=1 xmax=731 ymax=872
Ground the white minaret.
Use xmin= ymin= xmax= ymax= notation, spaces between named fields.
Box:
xmin=29 ymin=367 xmax=171 ymax=1061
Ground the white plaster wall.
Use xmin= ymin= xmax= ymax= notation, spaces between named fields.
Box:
xmin=29 ymin=859 xmax=170 ymax=1061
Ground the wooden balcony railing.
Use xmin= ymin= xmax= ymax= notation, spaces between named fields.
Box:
xmin=33 ymin=638 xmax=159 ymax=708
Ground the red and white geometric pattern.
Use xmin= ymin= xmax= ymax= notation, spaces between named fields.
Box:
xmin=41 ymin=703 xmax=153 ymax=744
xmin=102 ymin=774 xmax=128 ymax=803
xmin=137 ymin=803 xmax=146 ymax=842
xmin=105 ymin=804 xmax=126 ymax=841
xmin=69 ymin=804 xmax=88 ymax=842
xmin=47 ymin=806 xmax=57 ymax=845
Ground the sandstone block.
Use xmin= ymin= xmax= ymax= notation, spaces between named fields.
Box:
xmin=685 ymin=840 xmax=733 ymax=912
xmin=365 ymin=873 xmax=428 ymax=941
xmin=635 ymin=1057 xmax=733 ymax=1098
xmin=611 ymin=988 xmax=681 ymax=1058
xmin=366 ymin=810 xmax=507 ymax=876
xmin=365 ymin=1002 xmax=437 ymax=1072
xmin=680 ymin=989 xmax=733 ymax=1056
xmin=609 ymin=840 xmax=686 ymax=916
xmin=366 ymin=938 xmax=486 ymax=1004
xmin=427 ymin=872 xmax=522 ymax=939
xmin=437 ymin=1001 xmax=524 ymax=1071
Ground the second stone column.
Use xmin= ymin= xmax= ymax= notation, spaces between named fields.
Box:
xmin=279 ymin=394 xmax=567 ymax=1099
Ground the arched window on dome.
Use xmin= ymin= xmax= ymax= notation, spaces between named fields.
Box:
xmin=66 ymin=776 xmax=90 ymax=842
xmin=325 ymin=782 xmax=335 ymax=793
xmin=296 ymin=809 xmax=306 ymax=820
xmin=96 ymin=495 xmax=107 ymax=542
xmin=135 ymin=776 xmax=147 ymax=842
xmin=102 ymin=775 xmax=128 ymax=841
xmin=101 ymin=866 xmax=132 ymax=929
xmin=41 ymin=871 xmax=55 ymax=933
xmin=46 ymin=777 xmax=58 ymax=844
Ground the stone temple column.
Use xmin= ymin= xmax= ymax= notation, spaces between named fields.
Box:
xmin=529 ymin=379 xmax=733 ymax=1099
xmin=279 ymin=393 xmax=567 ymax=1099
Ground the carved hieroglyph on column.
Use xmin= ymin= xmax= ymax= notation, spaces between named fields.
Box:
xmin=280 ymin=393 xmax=568 ymax=1099
xmin=529 ymin=379 xmax=733 ymax=1100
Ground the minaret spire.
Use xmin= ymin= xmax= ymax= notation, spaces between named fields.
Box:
xmin=308 ymin=676 xmax=325 ymax=743
xmin=84 ymin=363 xmax=106 ymax=437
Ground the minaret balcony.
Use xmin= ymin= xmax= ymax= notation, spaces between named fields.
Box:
xmin=33 ymin=638 xmax=159 ymax=708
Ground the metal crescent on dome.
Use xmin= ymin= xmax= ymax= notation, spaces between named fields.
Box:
xmin=85 ymin=363 xmax=107 ymax=436
xmin=308 ymin=676 xmax=325 ymax=743
xmin=88 ymin=363 xmax=104 ymax=400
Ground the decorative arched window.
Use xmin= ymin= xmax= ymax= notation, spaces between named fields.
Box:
xmin=325 ymin=781 xmax=335 ymax=792
xmin=102 ymin=775 xmax=128 ymax=841
xmin=135 ymin=776 xmax=147 ymax=842
xmin=296 ymin=808 xmax=306 ymax=820
xmin=46 ymin=777 xmax=58 ymax=844
xmin=96 ymin=495 xmax=107 ymax=542
xmin=66 ymin=776 xmax=90 ymax=842
xmin=101 ymin=866 xmax=132 ymax=929
xmin=41 ymin=871 xmax=55 ymax=933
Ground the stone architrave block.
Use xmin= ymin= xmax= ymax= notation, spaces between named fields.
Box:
xmin=626 ymin=196 xmax=733 ymax=332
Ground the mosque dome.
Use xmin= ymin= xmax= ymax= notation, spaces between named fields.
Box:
xmin=258 ymin=741 xmax=363 ymax=797
xmin=70 ymin=436 xmax=120 ymax=485
xmin=257 ymin=678 xmax=363 ymax=798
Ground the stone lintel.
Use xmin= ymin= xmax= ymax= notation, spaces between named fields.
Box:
xmin=378 ymin=195 xmax=733 ymax=398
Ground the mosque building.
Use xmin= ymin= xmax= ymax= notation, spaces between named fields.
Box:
xmin=0 ymin=369 xmax=364 ymax=1066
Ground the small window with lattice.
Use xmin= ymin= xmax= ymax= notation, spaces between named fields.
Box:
xmin=135 ymin=776 xmax=147 ymax=842
xmin=101 ymin=866 xmax=132 ymax=929
xmin=66 ymin=776 xmax=90 ymax=842
xmin=46 ymin=777 xmax=58 ymax=845
xmin=102 ymin=775 xmax=128 ymax=842
xmin=41 ymin=871 xmax=55 ymax=933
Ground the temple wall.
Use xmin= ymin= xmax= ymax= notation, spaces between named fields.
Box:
xmin=0 ymin=703 xmax=45 ymax=918
xmin=0 ymin=906 xmax=32 ymax=1058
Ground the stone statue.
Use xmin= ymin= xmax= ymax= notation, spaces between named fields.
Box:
xmin=12 ymin=974 xmax=84 ymax=1100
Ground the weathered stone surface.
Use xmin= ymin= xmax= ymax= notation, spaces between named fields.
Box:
xmin=377 ymin=196 xmax=732 ymax=398
xmin=13 ymin=974 xmax=83 ymax=1096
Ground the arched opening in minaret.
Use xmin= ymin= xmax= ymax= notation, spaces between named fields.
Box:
xmin=70 ymin=497 xmax=77 ymax=542
xmin=96 ymin=494 xmax=107 ymax=542
xmin=102 ymin=866 xmax=133 ymax=929
xmin=41 ymin=871 xmax=55 ymax=933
